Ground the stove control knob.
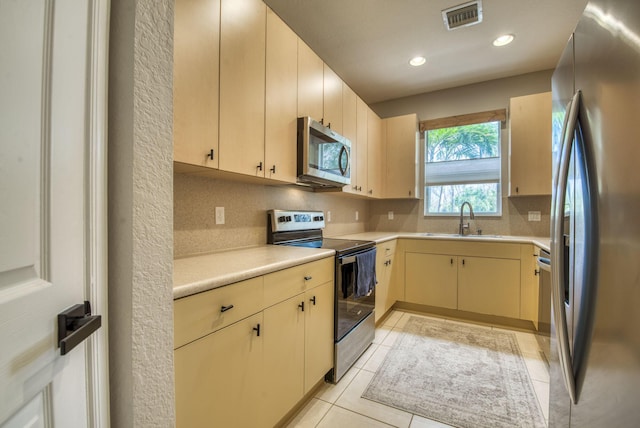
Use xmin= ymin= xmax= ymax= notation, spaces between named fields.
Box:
xmin=278 ymin=216 xmax=286 ymax=222
xmin=286 ymin=216 xmax=292 ymax=222
xmin=313 ymin=216 xmax=323 ymax=221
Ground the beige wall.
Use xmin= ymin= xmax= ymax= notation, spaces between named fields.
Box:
xmin=369 ymin=70 xmax=553 ymax=237
xmin=174 ymin=173 xmax=370 ymax=257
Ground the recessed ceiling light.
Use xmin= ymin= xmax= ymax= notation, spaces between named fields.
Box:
xmin=493 ymin=34 xmax=515 ymax=47
xmin=409 ymin=56 xmax=426 ymax=66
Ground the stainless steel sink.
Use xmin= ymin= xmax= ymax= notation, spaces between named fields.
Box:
xmin=421 ymin=232 xmax=502 ymax=238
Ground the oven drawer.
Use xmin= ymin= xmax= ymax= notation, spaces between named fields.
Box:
xmin=174 ymin=276 xmax=264 ymax=348
xmin=264 ymin=257 xmax=334 ymax=307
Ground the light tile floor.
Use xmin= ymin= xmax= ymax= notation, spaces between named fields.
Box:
xmin=285 ymin=310 xmax=550 ymax=428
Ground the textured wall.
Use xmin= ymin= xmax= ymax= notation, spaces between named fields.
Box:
xmin=108 ymin=0 xmax=175 ymax=426
xmin=174 ymin=174 xmax=370 ymax=257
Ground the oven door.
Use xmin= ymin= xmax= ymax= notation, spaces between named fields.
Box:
xmin=335 ymin=247 xmax=376 ymax=342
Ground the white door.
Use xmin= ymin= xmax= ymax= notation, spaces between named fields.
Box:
xmin=0 ymin=0 xmax=109 ymax=426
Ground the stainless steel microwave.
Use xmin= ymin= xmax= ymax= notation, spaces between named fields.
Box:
xmin=297 ymin=117 xmax=351 ymax=187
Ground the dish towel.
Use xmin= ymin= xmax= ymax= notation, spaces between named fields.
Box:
xmin=355 ymin=248 xmax=377 ymax=298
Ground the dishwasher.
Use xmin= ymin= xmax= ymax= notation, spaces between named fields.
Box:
xmin=536 ymin=248 xmax=551 ymax=363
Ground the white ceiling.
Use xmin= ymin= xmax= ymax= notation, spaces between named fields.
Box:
xmin=263 ymin=0 xmax=588 ymax=104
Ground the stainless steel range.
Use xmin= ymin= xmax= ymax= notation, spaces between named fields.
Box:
xmin=267 ymin=209 xmax=377 ymax=382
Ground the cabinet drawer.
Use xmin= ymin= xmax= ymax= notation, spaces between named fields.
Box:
xmin=264 ymin=257 xmax=334 ymax=307
xmin=174 ymin=276 xmax=264 ymax=348
xmin=379 ymin=240 xmax=397 ymax=257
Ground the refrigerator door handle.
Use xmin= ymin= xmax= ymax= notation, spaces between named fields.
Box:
xmin=551 ymin=90 xmax=581 ymax=404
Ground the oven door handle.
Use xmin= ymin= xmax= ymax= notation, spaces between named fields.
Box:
xmin=339 ymin=255 xmax=357 ymax=265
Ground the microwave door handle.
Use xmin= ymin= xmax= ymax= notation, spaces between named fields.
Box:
xmin=338 ymin=144 xmax=350 ymax=177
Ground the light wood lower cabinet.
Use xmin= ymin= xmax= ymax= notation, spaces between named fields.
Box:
xmin=304 ymin=282 xmax=334 ymax=392
xmin=175 ymin=312 xmax=263 ymax=428
xmin=401 ymin=239 xmax=530 ymax=321
xmin=457 ymin=256 xmax=521 ymax=318
xmin=375 ymin=241 xmax=397 ymax=322
xmin=406 ymin=253 xmax=457 ymax=309
xmin=174 ymin=257 xmax=334 ymax=428
xmin=263 ymin=295 xmax=305 ymax=427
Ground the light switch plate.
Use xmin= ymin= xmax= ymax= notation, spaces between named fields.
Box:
xmin=215 ymin=206 xmax=225 ymax=225
xmin=528 ymin=211 xmax=541 ymax=221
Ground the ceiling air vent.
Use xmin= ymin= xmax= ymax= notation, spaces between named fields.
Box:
xmin=442 ymin=1 xmax=483 ymax=30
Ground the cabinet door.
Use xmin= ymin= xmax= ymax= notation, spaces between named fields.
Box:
xmin=374 ymin=247 xmax=389 ymax=323
xmin=175 ymin=313 xmax=263 ymax=428
xmin=297 ymin=39 xmax=323 ymax=121
xmin=323 ymin=64 xmax=343 ymax=133
xmin=342 ymin=84 xmax=359 ymax=194
xmin=173 ymin=0 xmax=220 ymax=168
xmin=458 ymin=256 xmax=521 ymax=318
xmin=355 ymin=97 xmax=368 ymax=195
xmin=520 ymin=244 xmax=541 ymax=326
xmin=219 ymin=0 xmax=266 ymax=176
xmin=405 ymin=253 xmax=458 ymax=309
xmin=304 ymin=281 xmax=334 ymax=393
xmin=384 ymin=113 xmax=419 ymax=199
xmin=263 ymin=295 xmax=305 ymax=427
xmin=509 ymin=92 xmax=552 ymax=196
xmin=367 ymin=108 xmax=383 ymax=198
xmin=265 ymin=8 xmax=297 ymax=183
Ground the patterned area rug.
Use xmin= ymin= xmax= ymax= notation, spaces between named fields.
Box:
xmin=362 ymin=316 xmax=546 ymax=428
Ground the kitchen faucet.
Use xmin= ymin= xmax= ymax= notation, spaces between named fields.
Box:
xmin=459 ymin=201 xmax=475 ymax=235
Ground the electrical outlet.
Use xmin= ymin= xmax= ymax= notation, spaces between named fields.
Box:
xmin=528 ymin=211 xmax=541 ymax=222
xmin=388 ymin=211 xmax=394 ymax=220
xmin=327 ymin=211 xmax=332 ymax=222
xmin=355 ymin=211 xmax=359 ymax=221
xmin=215 ymin=206 xmax=225 ymax=225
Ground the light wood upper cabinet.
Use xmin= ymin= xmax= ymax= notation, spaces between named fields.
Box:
xmin=509 ymin=91 xmax=552 ymax=196
xmin=384 ymin=113 xmax=419 ymax=199
xmin=323 ymin=64 xmax=343 ymax=133
xmin=265 ymin=8 xmax=297 ymax=183
xmin=297 ymin=39 xmax=324 ymax=121
xmin=173 ymin=0 xmax=220 ymax=168
xmin=367 ymin=108 xmax=383 ymax=198
xmin=355 ymin=97 xmax=369 ymax=195
xmin=341 ymin=84 xmax=359 ymax=194
xmin=219 ymin=0 xmax=266 ymax=177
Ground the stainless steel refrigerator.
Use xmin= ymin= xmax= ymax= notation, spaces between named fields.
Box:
xmin=549 ymin=0 xmax=640 ymax=426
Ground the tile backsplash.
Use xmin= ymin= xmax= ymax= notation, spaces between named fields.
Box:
xmin=174 ymin=173 xmax=369 ymax=257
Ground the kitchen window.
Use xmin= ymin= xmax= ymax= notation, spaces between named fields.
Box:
xmin=424 ymin=120 xmax=501 ymax=215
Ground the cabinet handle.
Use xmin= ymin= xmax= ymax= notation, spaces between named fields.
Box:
xmin=298 ymin=301 xmax=305 ymax=312
xmin=462 ymin=259 xmax=465 ymax=266
xmin=310 ymin=296 xmax=316 ymax=305
xmin=304 ymin=276 xmax=312 ymax=281
xmin=368 ymin=189 xmax=373 ymax=194
xmin=352 ymin=185 xmax=358 ymax=191
xmin=270 ymin=165 xmax=276 ymax=174
xmin=450 ymin=258 xmax=453 ymax=265
xmin=535 ymin=269 xmax=540 ymax=276
xmin=257 ymin=161 xmax=263 ymax=171
xmin=207 ymin=149 xmax=214 ymax=160
xmin=220 ymin=304 xmax=234 ymax=313
xmin=408 ymin=190 xmax=412 ymax=196
xmin=357 ymin=186 xmax=362 ymax=191
xmin=252 ymin=324 xmax=261 ymax=337
xmin=516 ymin=186 xmax=519 ymax=193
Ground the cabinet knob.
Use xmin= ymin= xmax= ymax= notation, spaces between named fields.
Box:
xmin=535 ymin=269 xmax=540 ymax=276
xmin=298 ymin=301 xmax=305 ymax=312
xmin=357 ymin=186 xmax=362 ymax=192
xmin=257 ymin=161 xmax=263 ymax=171
xmin=450 ymin=258 xmax=454 ymax=265
xmin=207 ymin=149 xmax=214 ymax=160
xmin=516 ymin=186 xmax=519 ymax=193
xmin=310 ymin=296 xmax=316 ymax=306
xmin=368 ymin=189 xmax=373 ymax=194
xmin=462 ymin=259 xmax=465 ymax=266
xmin=304 ymin=276 xmax=312 ymax=281
xmin=270 ymin=165 xmax=276 ymax=174
xmin=220 ymin=304 xmax=234 ymax=313
xmin=252 ymin=324 xmax=261 ymax=337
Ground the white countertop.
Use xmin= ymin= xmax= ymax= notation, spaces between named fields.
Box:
xmin=173 ymin=245 xmax=335 ymax=299
xmin=174 ymin=233 xmax=550 ymax=300
xmin=330 ymin=232 xmax=550 ymax=252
